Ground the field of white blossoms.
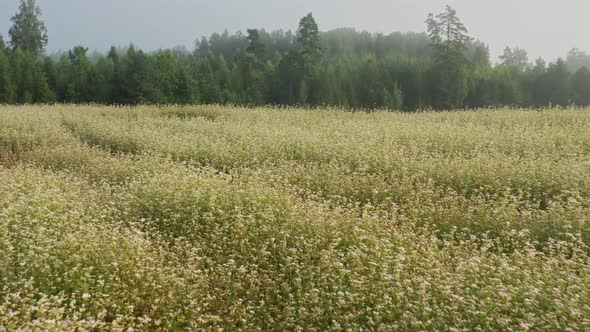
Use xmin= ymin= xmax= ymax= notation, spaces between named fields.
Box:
xmin=1 ymin=105 xmax=589 ymax=330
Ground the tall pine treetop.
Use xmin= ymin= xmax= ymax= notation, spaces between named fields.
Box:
xmin=297 ymin=13 xmax=321 ymax=60
xmin=246 ymin=29 xmax=265 ymax=58
xmin=426 ymin=6 xmax=472 ymax=55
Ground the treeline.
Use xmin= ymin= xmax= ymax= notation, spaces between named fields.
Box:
xmin=1 ymin=1 xmax=590 ymax=110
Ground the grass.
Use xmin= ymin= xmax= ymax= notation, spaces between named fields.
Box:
xmin=1 ymin=104 xmax=589 ymax=330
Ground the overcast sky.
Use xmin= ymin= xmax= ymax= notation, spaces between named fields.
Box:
xmin=0 ymin=0 xmax=587 ymax=62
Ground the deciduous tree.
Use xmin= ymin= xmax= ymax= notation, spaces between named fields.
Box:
xmin=9 ymin=0 xmax=48 ymax=56
xmin=499 ymin=47 xmax=529 ymax=70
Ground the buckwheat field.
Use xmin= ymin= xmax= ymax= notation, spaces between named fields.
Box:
xmin=1 ymin=105 xmax=589 ymax=330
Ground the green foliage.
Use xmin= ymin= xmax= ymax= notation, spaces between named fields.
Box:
xmin=92 ymin=55 xmax=115 ymax=103
xmin=59 ymin=46 xmax=95 ymax=103
xmin=534 ymin=59 xmax=571 ymax=107
xmin=465 ymin=65 xmax=523 ymax=108
xmin=196 ymin=36 xmax=209 ymax=58
xmin=8 ymin=0 xmax=48 ymax=56
xmin=10 ymin=48 xmax=53 ymax=103
xmin=426 ymin=5 xmax=473 ymax=58
xmin=233 ymin=51 xmax=266 ymax=105
xmin=572 ymin=66 xmax=590 ymax=106
xmin=499 ymin=46 xmax=529 ymax=70
xmin=246 ymin=29 xmax=265 ymax=58
xmin=0 ymin=34 xmax=6 ymax=52
xmin=426 ymin=52 xmax=469 ymax=109
xmin=0 ymin=50 xmax=15 ymax=103
xmin=297 ymin=13 xmax=321 ymax=61
xmin=383 ymin=82 xmax=404 ymax=110
xmin=296 ymin=13 xmax=322 ymax=105
xmin=273 ymin=50 xmax=303 ymax=105
xmin=354 ymin=54 xmax=384 ymax=107
xmin=425 ymin=6 xmax=472 ymax=109
xmin=467 ymin=40 xmax=490 ymax=66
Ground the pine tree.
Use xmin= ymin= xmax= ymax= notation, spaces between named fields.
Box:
xmin=296 ymin=13 xmax=322 ymax=105
xmin=297 ymin=13 xmax=321 ymax=61
xmin=426 ymin=6 xmax=472 ymax=59
xmin=425 ymin=5 xmax=472 ymax=109
xmin=246 ymin=29 xmax=265 ymax=59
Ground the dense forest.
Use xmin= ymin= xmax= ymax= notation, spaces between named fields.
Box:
xmin=1 ymin=0 xmax=590 ymax=110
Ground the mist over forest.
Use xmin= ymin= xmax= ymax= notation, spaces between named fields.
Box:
xmin=1 ymin=0 xmax=590 ymax=110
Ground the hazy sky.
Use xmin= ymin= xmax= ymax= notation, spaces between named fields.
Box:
xmin=0 ymin=0 xmax=587 ymax=62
